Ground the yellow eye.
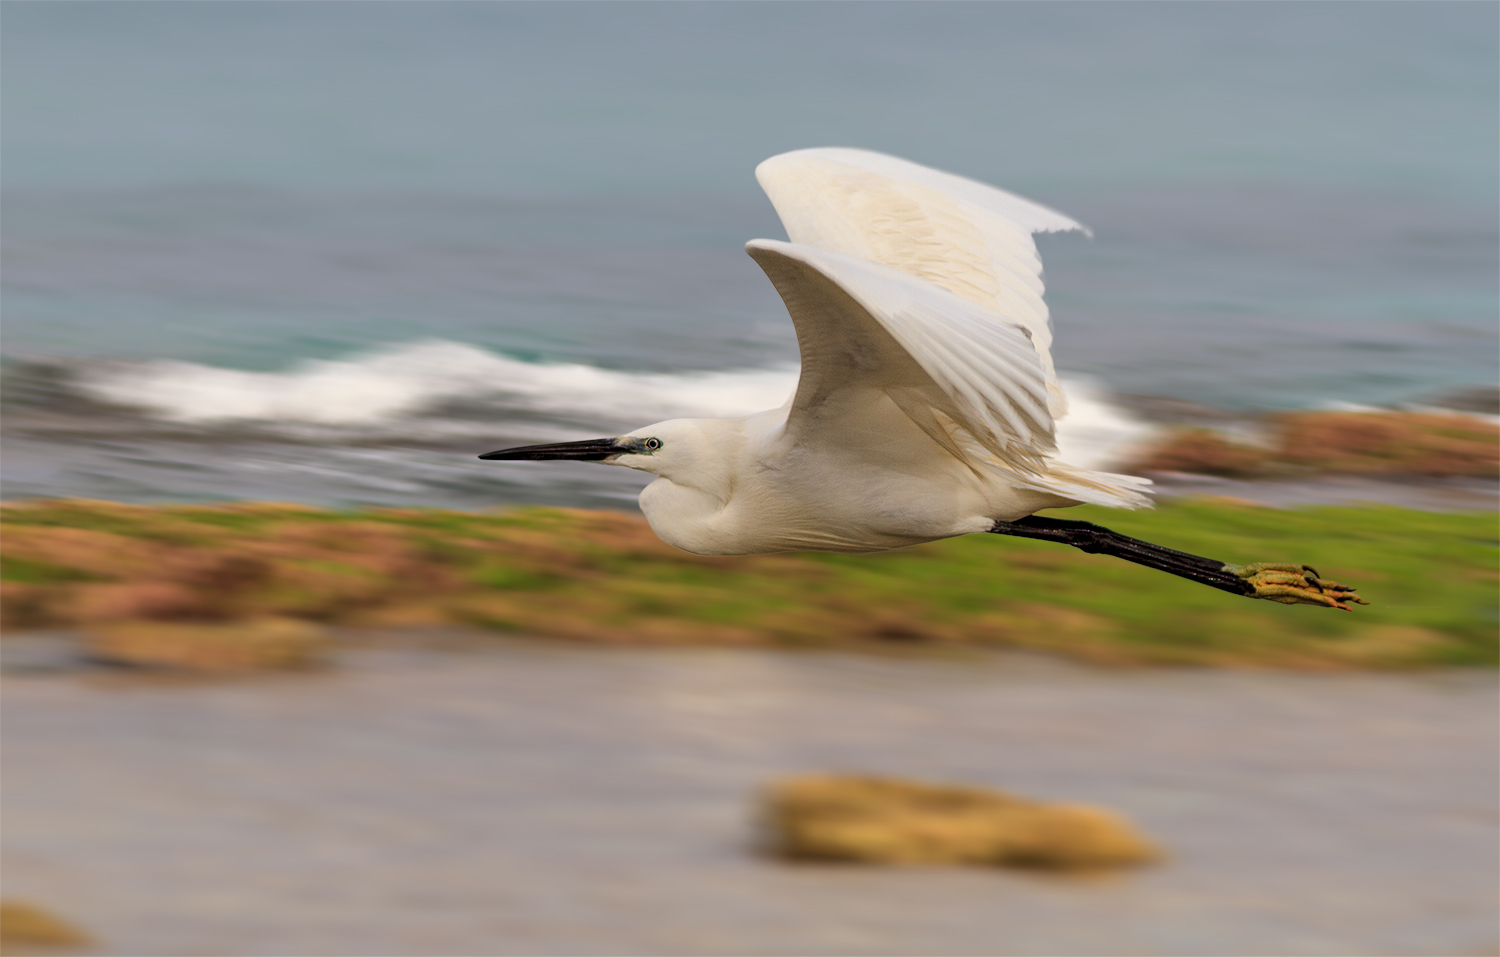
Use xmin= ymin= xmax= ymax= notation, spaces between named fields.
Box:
xmin=643 ymin=437 xmax=662 ymax=451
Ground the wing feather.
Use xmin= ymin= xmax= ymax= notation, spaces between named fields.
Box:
xmin=746 ymin=240 xmax=1055 ymax=475
xmin=756 ymin=147 xmax=1085 ymax=419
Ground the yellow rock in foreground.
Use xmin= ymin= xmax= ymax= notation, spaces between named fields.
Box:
xmin=85 ymin=617 xmax=328 ymax=673
xmin=0 ymin=900 xmax=90 ymax=947
xmin=763 ymin=775 xmax=1161 ymax=869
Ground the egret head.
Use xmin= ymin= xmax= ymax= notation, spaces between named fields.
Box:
xmin=479 ymin=419 xmax=727 ymax=483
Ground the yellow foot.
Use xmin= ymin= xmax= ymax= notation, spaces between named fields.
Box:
xmin=1224 ymin=562 xmax=1368 ymax=611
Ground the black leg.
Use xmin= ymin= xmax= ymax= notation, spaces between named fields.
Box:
xmin=988 ymin=516 xmax=1366 ymax=609
xmin=989 ymin=516 xmax=1252 ymax=595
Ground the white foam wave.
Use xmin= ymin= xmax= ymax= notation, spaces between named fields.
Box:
xmin=77 ymin=339 xmax=1155 ymax=468
xmin=79 ymin=340 xmax=801 ymax=426
xmin=1050 ymin=377 xmax=1160 ymax=470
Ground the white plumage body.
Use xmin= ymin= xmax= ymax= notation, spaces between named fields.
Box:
xmin=610 ymin=148 xmax=1151 ymax=556
xmin=635 ymin=405 xmax=1075 ymax=557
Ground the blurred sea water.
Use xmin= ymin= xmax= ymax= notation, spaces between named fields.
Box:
xmin=2 ymin=2 xmax=1496 ymax=508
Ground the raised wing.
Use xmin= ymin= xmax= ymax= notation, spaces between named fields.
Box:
xmin=746 ymin=240 xmax=1056 ymax=475
xmin=756 ymin=147 xmax=1085 ymax=418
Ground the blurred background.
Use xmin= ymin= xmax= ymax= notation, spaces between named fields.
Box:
xmin=3 ymin=1 xmax=1496 ymax=510
xmin=3 ymin=5 xmax=1498 ymax=956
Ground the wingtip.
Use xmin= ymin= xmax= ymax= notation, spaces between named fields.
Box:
xmin=758 ymin=147 xmax=1093 ymax=239
xmin=744 ymin=237 xmax=796 ymax=259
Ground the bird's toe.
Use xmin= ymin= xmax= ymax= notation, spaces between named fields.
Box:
xmin=1224 ymin=562 xmax=1367 ymax=611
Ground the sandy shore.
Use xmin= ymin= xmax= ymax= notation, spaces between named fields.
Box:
xmin=3 ymin=640 xmax=1496 ymax=956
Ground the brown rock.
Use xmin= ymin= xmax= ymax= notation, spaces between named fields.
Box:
xmin=1132 ymin=428 xmax=1270 ymax=478
xmin=69 ymin=581 xmax=207 ymax=624
xmin=763 ymin=774 xmax=1161 ymax=869
xmin=0 ymin=900 xmax=90 ymax=947
xmin=0 ymin=583 xmax=51 ymax=629
xmin=84 ymin=617 xmax=329 ymax=672
xmin=1276 ymin=410 xmax=1498 ymax=478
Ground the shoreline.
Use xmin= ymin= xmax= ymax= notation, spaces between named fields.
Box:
xmin=2 ymin=389 xmax=1494 ymax=515
xmin=3 ymin=497 xmax=1494 ymax=671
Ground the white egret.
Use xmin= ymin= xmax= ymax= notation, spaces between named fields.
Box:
xmin=482 ymin=148 xmax=1363 ymax=610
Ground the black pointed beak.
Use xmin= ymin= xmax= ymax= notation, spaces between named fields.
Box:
xmin=478 ymin=437 xmax=628 ymax=461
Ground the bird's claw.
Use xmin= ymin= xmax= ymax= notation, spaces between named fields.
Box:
xmin=1223 ymin=562 xmax=1368 ymax=611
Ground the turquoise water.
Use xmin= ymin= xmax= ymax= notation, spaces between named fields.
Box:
xmin=2 ymin=2 xmax=1496 ymax=505
xmin=7 ymin=4 xmax=1496 ymax=200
